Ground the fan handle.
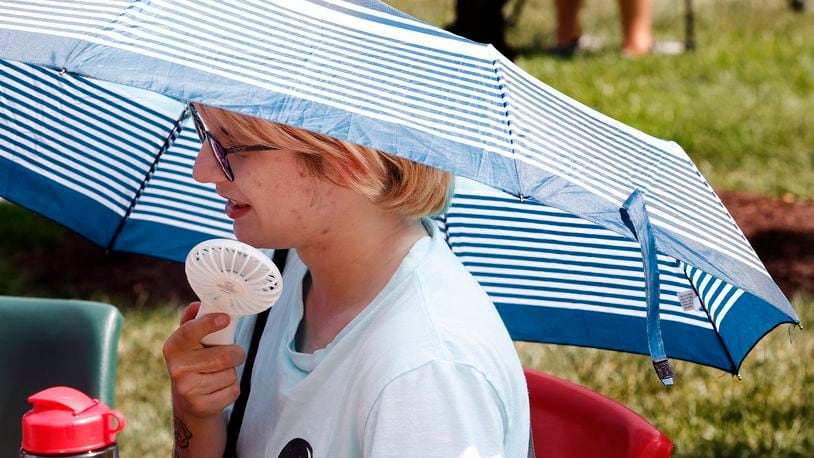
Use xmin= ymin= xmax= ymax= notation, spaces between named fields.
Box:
xmin=196 ymin=300 xmax=241 ymax=346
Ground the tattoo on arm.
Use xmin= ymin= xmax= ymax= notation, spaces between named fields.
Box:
xmin=174 ymin=416 xmax=193 ymax=452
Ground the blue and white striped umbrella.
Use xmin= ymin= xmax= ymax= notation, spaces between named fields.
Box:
xmin=0 ymin=0 xmax=799 ymax=382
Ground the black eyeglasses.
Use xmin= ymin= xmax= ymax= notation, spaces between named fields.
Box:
xmin=188 ymin=104 xmax=280 ymax=182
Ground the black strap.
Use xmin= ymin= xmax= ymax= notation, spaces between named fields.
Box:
xmin=528 ymin=425 xmax=535 ymax=458
xmin=223 ymin=249 xmax=289 ymax=458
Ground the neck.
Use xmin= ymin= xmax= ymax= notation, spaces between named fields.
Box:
xmin=294 ymin=207 xmax=427 ymax=353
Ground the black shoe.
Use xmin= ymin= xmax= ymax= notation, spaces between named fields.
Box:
xmin=543 ymin=37 xmax=580 ymax=58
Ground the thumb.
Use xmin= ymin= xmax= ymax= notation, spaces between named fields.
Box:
xmin=180 ymin=302 xmax=201 ymax=325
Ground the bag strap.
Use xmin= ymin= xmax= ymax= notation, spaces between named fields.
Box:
xmin=528 ymin=425 xmax=535 ymax=458
xmin=223 ymin=248 xmax=289 ymax=458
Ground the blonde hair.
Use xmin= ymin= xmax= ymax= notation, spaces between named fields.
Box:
xmin=200 ymin=105 xmax=453 ymax=218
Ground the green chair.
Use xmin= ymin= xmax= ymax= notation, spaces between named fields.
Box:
xmin=0 ymin=296 xmax=123 ymax=455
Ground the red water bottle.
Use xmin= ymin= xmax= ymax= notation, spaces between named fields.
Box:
xmin=19 ymin=386 xmax=126 ymax=457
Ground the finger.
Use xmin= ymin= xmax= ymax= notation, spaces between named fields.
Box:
xmin=202 ymin=382 xmax=241 ymax=412
xmin=166 ymin=344 xmax=245 ymax=378
xmin=174 ymin=368 xmax=239 ymax=400
xmin=166 ymin=313 xmax=231 ymax=353
xmin=179 ymin=302 xmax=202 ymax=325
xmin=190 ymin=345 xmax=245 ymax=375
xmin=177 ymin=380 xmax=241 ymax=418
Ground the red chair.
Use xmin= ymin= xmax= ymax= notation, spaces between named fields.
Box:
xmin=525 ymin=368 xmax=672 ymax=458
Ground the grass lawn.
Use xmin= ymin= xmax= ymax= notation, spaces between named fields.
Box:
xmin=1 ymin=0 xmax=811 ymax=457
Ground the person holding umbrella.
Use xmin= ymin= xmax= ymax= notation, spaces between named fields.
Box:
xmin=162 ymin=103 xmax=530 ymax=457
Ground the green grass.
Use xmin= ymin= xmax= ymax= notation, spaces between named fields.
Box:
xmin=117 ymin=305 xmax=177 ymax=456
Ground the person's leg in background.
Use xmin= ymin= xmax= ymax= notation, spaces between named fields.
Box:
xmin=555 ymin=0 xmax=583 ymax=44
xmin=619 ymin=0 xmax=653 ymax=56
xmin=553 ymin=0 xmax=582 ymax=56
xmin=553 ymin=0 xmax=653 ymax=56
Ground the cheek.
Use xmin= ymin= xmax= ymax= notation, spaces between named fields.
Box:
xmin=251 ymin=176 xmax=266 ymax=190
xmin=241 ymin=155 xmax=332 ymax=222
xmin=247 ymin=173 xmax=306 ymax=219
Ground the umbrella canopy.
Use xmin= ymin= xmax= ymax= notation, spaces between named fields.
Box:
xmin=0 ymin=0 xmax=799 ymax=381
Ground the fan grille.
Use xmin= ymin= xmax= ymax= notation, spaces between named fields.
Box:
xmin=186 ymin=241 xmax=283 ymax=315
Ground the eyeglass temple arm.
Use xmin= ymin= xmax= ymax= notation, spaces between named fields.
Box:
xmin=225 ymin=145 xmax=281 ymax=154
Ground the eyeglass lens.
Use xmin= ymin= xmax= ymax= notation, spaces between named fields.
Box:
xmin=190 ymin=105 xmax=235 ymax=181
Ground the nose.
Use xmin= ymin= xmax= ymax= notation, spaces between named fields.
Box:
xmin=192 ymin=140 xmax=224 ymax=184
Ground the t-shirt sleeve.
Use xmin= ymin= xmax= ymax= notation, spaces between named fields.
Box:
xmin=363 ymin=360 xmax=508 ymax=458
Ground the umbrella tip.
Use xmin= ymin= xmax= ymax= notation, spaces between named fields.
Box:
xmin=653 ymin=359 xmax=674 ymax=387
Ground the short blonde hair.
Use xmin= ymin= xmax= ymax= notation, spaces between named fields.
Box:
xmin=200 ymin=105 xmax=453 ymax=219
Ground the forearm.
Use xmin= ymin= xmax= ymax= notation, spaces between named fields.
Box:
xmin=172 ymin=411 xmax=227 ymax=458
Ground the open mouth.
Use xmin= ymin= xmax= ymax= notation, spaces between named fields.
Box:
xmin=224 ymin=198 xmax=251 ymax=219
xmin=227 ymin=199 xmax=249 ymax=208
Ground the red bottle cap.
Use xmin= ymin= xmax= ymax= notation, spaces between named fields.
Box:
xmin=21 ymin=386 xmax=126 ymax=455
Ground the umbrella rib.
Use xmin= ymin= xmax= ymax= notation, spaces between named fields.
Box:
xmin=106 ymin=106 xmax=188 ymax=253
xmin=492 ymin=52 xmax=523 ymax=199
xmin=687 ymin=280 xmax=740 ymax=375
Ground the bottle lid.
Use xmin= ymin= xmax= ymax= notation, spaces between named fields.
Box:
xmin=21 ymin=386 xmax=126 ymax=455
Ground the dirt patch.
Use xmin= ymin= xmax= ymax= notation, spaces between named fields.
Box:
xmin=13 ymin=191 xmax=814 ymax=307
xmin=18 ymin=240 xmax=191 ymax=307
xmin=719 ymin=191 xmax=814 ymax=297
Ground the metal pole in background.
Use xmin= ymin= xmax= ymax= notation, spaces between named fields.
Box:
xmin=685 ymin=0 xmax=696 ymax=51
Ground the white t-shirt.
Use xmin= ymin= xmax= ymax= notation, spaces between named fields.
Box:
xmin=229 ymin=220 xmax=530 ymax=457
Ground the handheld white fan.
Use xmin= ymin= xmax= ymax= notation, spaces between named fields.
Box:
xmin=185 ymin=239 xmax=284 ymax=346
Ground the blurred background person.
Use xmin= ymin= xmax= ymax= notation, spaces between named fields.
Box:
xmin=552 ymin=0 xmax=653 ymax=57
xmin=447 ymin=0 xmax=515 ymax=58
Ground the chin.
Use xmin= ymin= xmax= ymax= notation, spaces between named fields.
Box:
xmin=233 ymin=225 xmax=279 ymax=249
xmin=232 ymin=226 xmax=261 ymax=247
